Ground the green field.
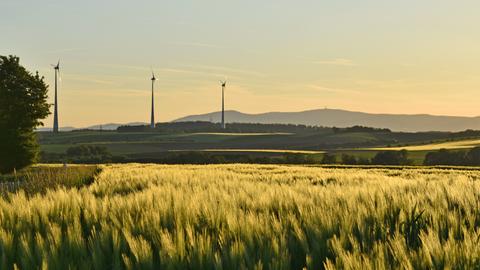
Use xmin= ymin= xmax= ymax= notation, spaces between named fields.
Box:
xmin=171 ymin=149 xmax=325 ymax=154
xmin=38 ymin=131 xmax=309 ymax=155
xmin=0 ymin=164 xmax=479 ymax=269
xmin=37 ymin=130 xmax=480 ymax=166
xmin=0 ymin=165 xmax=99 ymax=196
xmin=364 ymin=138 xmax=480 ymax=151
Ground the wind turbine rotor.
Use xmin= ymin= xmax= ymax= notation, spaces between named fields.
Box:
xmin=150 ymin=67 xmax=156 ymax=81
xmin=52 ymin=60 xmax=61 ymax=81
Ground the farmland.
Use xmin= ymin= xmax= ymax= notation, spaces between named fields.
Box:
xmin=0 ymin=164 xmax=479 ymax=269
xmin=36 ymin=127 xmax=480 ymax=165
xmin=364 ymin=138 xmax=480 ymax=151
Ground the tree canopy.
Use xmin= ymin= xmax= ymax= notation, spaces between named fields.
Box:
xmin=0 ymin=55 xmax=50 ymax=173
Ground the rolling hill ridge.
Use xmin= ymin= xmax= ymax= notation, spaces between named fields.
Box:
xmin=174 ymin=108 xmax=480 ymax=132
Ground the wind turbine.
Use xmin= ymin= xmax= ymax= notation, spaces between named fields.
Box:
xmin=220 ymin=80 xmax=227 ymax=129
xmin=52 ymin=60 xmax=60 ymax=133
xmin=150 ymin=69 xmax=157 ymax=129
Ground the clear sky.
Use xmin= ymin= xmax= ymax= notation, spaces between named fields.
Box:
xmin=2 ymin=0 xmax=480 ymax=127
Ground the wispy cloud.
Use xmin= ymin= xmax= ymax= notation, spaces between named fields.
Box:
xmin=355 ymin=79 xmax=454 ymax=89
xmin=93 ymin=63 xmax=236 ymax=81
xmin=158 ymin=68 xmax=230 ymax=79
xmin=94 ymin=63 xmax=150 ymax=71
xmin=68 ymin=88 xmax=147 ymax=97
xmin=64 ymin=74 xmax=118 ymax=85
xmin=181 ymin=64 xmax=268 ymax=78
xmin=312 ymin=58 xmax=357 ymax=67
xmin=170 ymin=42 xmax=222 ymax=49
xmin=45 ymin=48 xmax=85 ymax=54
xmin=307 ymin=84 xmax=360 ymax=94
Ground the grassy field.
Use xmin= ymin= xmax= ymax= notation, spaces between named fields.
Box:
xmin=332 ymin=150 xmax=430 ymax=165
xmin=0 ymin=165 xmax=99 ymax=196
xmin=364 ymin=138 xmax=480 ymax=151
xmin=171 ymin=149 xmax=325 ymax=154
xmin=38 ymin=130 xmax=480 ymax=165
xmin=0 ymin=164 xmax=479 ymax=269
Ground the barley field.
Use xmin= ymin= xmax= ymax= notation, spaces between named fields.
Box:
xmin=365 ymin=138 xmax=480 ymax=151
xmin=0 ymin=164 xmax=479 ymax=269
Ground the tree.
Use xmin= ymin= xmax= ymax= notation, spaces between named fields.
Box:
xmin=465 ymin=147 xmax=480 ymax=166
xmin=423 ymin=149 xmax=466 ymax=166
xmin=321 ymin=154 xmax=337 ymax=164
xmin=371 ymin=150 xmax=411 ymax=165
xmin=0 ymin=55 xmax=50 ymax=173
xmin=341 ymin=154 xmax=357 ymax=165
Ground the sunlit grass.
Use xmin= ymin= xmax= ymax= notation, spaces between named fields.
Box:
xmin=185 ymin=132 xmax=293 ymax=136
xmin=170 ymin=149 xmax=324 ymax=154
xmin=362 ymin=138 xmax=480 ymax=151
xmin=0 ymin=164 xmax=479 ymax=269
xmin=0 ymin=165 xmax=99 ymax=196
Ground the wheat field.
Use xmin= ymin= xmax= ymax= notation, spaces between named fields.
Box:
xmin=365 ymin=138 xmax=480 ymax=151
xmin=0 ymin=164 xmax=479 ymax=269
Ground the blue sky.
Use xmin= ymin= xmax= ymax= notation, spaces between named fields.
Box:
xmin=2 ymin=0 xmax=480 ymax=127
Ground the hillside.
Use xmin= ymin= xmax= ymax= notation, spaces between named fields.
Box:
xmin=37 ymin=125 xmax=480 ymax=165
xmin=174 ymin=108 xmax=480 ymax=132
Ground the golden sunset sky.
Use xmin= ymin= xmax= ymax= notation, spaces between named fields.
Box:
xmin=2 ymin=0 xmax=480 ymax=127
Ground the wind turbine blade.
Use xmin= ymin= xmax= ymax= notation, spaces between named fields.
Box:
xmin=150 ymin=66 xmax=156 ymax=80
xmin=58 ymin=70 xmax=62 ymax=82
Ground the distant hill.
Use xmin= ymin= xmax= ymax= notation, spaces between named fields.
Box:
xmin=174 ymin=109 xmax=480 ymax=132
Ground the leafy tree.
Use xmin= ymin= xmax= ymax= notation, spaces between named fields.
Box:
xmin=465 ymin=147 xmax=480 ymax=166
xmin=371 ymin=150 xmax=411 ymax=165
xmin=321 ymin=154 xmax=337 ymax=164
xmin=0 ymin=55 xmax=50 ymax=173
xmin=66 ymin=145 xmax=110 ymax=157
xmin=341 ymin=154 xmax=357 ymax=165
xmin=423 ymin=149 xmax=466 ymax=166
xmin=357 ymin=157 xmax=371 ymax=165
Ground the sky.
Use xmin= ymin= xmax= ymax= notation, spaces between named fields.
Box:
xmin=2 ymin=0 xmax=480 ymax=127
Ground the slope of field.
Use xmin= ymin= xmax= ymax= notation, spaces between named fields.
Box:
xmin=365 ymin=138 xmax=480 ymax=151
xmin=170 ymin=149 xmax=324 ymax=154
xmin=0 ymin=164 xmax=479 ymax=269
xmin=38 ymin=129 xmax=475 ymax=159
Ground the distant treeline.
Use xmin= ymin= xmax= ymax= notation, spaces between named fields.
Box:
xmin=41 ymin=145 xmax=124 ymax=164
xmin=116 ymin=121 xmax=392 ymax=134
xmin=41 ymin=145 xmax=410 ymax=166
xmin=117 ymin=122 xmax=327 ymax=133
xmin=332 ymin=126 xmax=391 ymax=133
xmin=41 ymin=144 xmax=480 ymax=167
xmin=339 ymin=147 xmax=480 ymax=166
xmin=424 ymin=147 xmax=480 ymax=166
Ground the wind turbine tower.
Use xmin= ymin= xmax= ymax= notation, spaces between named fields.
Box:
xmin=220 ymin=80 xmax=226 ymax=129
xmin=52 ymin=61 xmax=60 ymax=133
xmin=150 ymin=71 xmax=157 ymax=129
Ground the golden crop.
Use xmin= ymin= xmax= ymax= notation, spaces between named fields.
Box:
xmin=364 ymin=138 xmax=480 ymax=151
xmin=0 ymin=164 xmax=479 ymax=269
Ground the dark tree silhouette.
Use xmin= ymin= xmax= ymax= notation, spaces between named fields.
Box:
xmin=372 ymin=150 xmax=411 ymax=165
xmin=321 ymin=154 xmax=337 ymax=164
xmin=0 ymin=55 xmax=50 ymax=173
xmin=423 ymin=149 xmax=466 ymax=166
xmin=465 ymin=147 xmax=480 ymax=166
